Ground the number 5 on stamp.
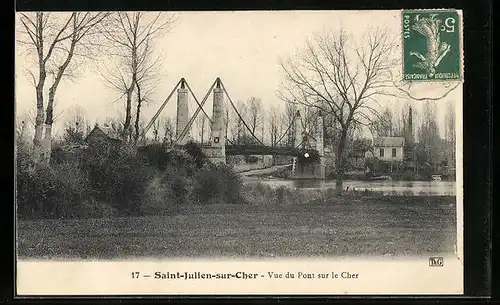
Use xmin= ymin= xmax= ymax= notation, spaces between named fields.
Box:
xmin=402 ymin=10 xmax=461 ymax=81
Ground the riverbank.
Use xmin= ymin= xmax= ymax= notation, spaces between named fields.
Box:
xmin=17 ymin=194 xmax=456 ymax=259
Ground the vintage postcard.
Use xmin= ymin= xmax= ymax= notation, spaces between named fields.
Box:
xmin=15 ymin=9 xmax=464 ymax=295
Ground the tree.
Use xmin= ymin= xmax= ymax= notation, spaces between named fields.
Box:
xmin=151 ymin=118 xmax=161 ymax=143
xmin=229 ymin=100 xmax=247 ymax=144
xmin=62 ymin=105 xmax=90 ymax=145
xmin=279 ymin=28 xmax=396 ymax=192
xmin=416 ymin=101 xmax=442 ymax=170
xmin=444 ymin=100 xmax=456 ymax=165
xmin=195 ymin=113 xmax=209 ymax=145
xmin=17 ymin=12 xmax=111 ymax=163
xmin=16 ymin=110 xmax=37 ymax=143
xmin=246 ymin=97 xmax=264 ymax=136
xmin=279 ymin=102 xmax=297 ymax=146
xmin=268 ymin=105 xmax=281 ymax=146
xmin=370 ymin=106 xmax=393 ymax=137
xmin=161 ymin=116 xmax=176 ymax=145
xmin=100 ymin=12 xmax=177 ymax=143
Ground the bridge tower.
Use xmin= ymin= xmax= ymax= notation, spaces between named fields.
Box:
xmin=176 ymin=79 xmax=189 ymax=145
xmin=294 ymin=110 xmax=303 ymax=148
xmin=208 ymin=79 xmax=226 ymax=164
xmin=315 ymin=113 xmax=326 ymax=179
xmin=292 ymin=110 xmax=303 ymax=175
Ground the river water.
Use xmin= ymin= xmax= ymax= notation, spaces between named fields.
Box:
xmin=242 ymin=177 xmax=457 ymax=196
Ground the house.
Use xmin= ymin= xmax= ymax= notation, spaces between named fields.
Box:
xmin=84 ymin=123 xmax=122 ymax=149
xmin=369 ymin=136 xmax=405 ymax=162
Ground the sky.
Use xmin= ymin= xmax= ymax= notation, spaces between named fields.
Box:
xmin=15 ymin=10 xmax=462 ymax=139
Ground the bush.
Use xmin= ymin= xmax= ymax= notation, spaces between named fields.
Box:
xmin=184 ymin=141 xmax=208 ymax=168
xmin=139 ymin=144 xmax=197 ymax=176
xmin=192 ymin=163 xmax=243 ymax=204
xmin=16 ymin=160 xmax=96 ymax=219
xmin=171 ymin=173 xmax=191 ymax=205
xmin=80 ymin=145 xmax=154 ymax=216
xmin=16 ymin=137 xmax=251 ymax=220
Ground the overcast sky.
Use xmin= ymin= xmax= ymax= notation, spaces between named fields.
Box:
xmin=15 ymin=10 xmax=462 ymax=139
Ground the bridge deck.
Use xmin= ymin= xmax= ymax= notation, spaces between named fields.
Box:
xmin=224 ymin=144 xmax=319 ymax=157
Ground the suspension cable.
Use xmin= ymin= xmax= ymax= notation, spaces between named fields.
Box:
xmin=184 ymin=79 xmax=213 ymax=124
xmin=275 ymin=111 xmax=297 ymax=146
xmin=219 ymin=79 xmax=264 ymax=146
xmin=141 ymin=78 xmax=182 ymax=139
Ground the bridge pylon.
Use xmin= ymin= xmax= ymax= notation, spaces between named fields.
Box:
xmin=175 ymin=78 xmax=189 ymax=145
xmin=206 ymin=78 xmax=226 ymax=164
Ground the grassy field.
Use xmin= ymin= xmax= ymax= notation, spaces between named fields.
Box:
xmin=17 ymin=195 xmax=457 ymax=259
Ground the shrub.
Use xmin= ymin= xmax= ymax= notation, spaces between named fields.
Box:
xmin=138 ymin=144 xmax=197 ymax=176
xmin=192 ymin=163 xmax=243 ymax=204
xmin=171 ymin=173 xmax=191 ymax=205
xmin=137 ymin=143 xmax=170 ymax=170
xmin=80 ymin=145 xmax=154 ymax=216
xmin=184 ymin=141 xmax=208 ymax=168
xmin=16 ymin=160 xmax=94 ymax=219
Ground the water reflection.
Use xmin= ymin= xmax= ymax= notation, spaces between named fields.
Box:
xmin=243 ymin=178 xmax=456 ymax=196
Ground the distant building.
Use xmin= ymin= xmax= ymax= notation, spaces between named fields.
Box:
xmin=368 ymin=136 xmax=405 ymax=162
xmin=85 ymin=123 xmax=122 ymax=148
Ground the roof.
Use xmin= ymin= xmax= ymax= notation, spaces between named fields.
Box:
xmin=373 ymin=137 xmax=405 ymax=147
xmin=85 ymin=125 xmax=122 ymax=142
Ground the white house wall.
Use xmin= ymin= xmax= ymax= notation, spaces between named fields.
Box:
xmin=373 ymin=146 xmax=404 ymax=162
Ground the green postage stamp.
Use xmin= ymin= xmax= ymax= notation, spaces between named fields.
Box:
xmin=402 ymin=10 xmax=461 ymax=81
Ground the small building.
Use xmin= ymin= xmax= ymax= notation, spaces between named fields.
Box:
xmin=369 ymin=136 xmax=405 ymax=162
xmin=84 ymin=123 xmax=122 ymax=149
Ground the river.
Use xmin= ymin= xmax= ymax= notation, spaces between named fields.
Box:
xmin=242 ymin=177 xmax=457 ymax=196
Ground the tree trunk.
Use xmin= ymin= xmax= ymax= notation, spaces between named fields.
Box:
xmin=124 ymin=90 xmax=133 ymax=141
xmin=134 ymin=101 xmax=141 ymax=144
xmin=33 ymin=84 xmax=45 ymax=146
xmin=42 ymin=39 xmax=76 ymax=164
xmin=32 ymin=68 xmax=47 ymax=163
xmin=42 ymin=90 xmax=55 ymax=164
xmin=335 ymin=128 xmax=348 ymax=193
xmin=134 ymin=81 xmax=142 ymax=144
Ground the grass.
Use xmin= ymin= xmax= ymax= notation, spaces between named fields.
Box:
xmin=16 ymin=194 xmax=457 ymax=259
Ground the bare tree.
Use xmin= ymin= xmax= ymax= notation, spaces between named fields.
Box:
xmin=416 ymin=101 xmax=442 ymax=169
xmin=281 ymin=102 xmax=297 ymax=146
xmin=268 ymin=105 xmax=281 ymax=146
xmin=278 ymin=28 xmax=396 ymax=192
xmin=100 ymin=12 xmax=177 ymax=143
xmin=151 ymin=119 xmax=161 ymax=143
xmin=62 ymin=105 xmax=90 ymax=145
xmin=15 ymin=111 xmax=35 ymax=146
xmin=444 ymin=100 xmax=456 ymax=165
xmin=229 ymin=100 xmax=247 ymax=143
xmin=161 ymin=116 xmax=176 ymax=145
xmin=195 ymin=114 xmax=209 ymax=145
xmin=17 ymin=12 xmax=111 ymax=163
xmin=246 ymin=97 xmax=264 ymax=136
xmin=370 ymin=106 xmax=394 ymax=138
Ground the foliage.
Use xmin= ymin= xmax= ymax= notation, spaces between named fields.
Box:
xmin=16 ymin=137 xmax=250 ymax=220
xmin=16 ymin=156 xmax=98 ymax=219
xmin=183 ymin=141 xmax=208 ymax=168
xmin=80 ymin=142 xmax=154 ymax=216
xmin=192 ymin=163 xmax=243 ymax=204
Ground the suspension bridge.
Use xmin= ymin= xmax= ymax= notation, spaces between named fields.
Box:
xmin=141 ymin=77 xmax=327 ymax=179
